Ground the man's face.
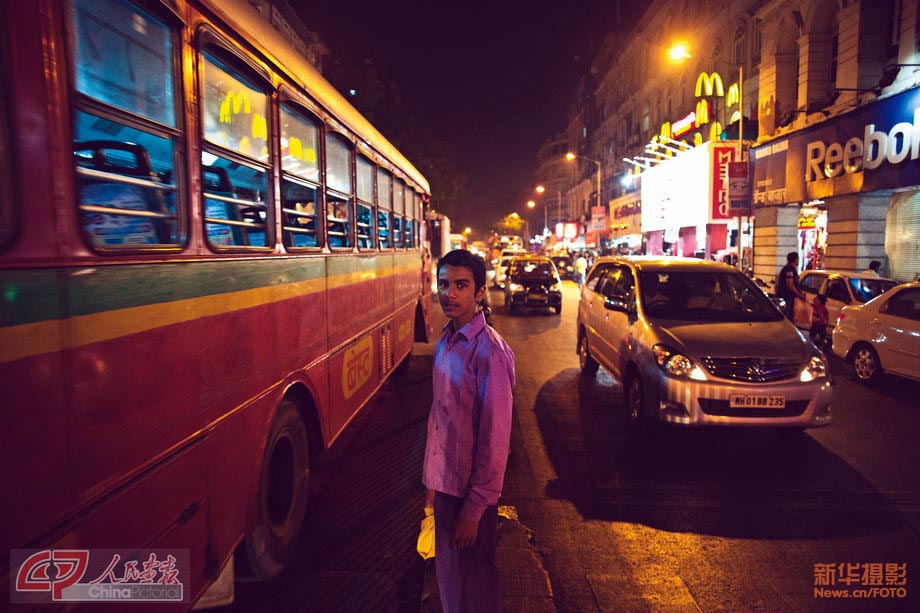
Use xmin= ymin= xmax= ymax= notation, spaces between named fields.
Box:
xmin=437 ymin=264 xmax=485 ymax=329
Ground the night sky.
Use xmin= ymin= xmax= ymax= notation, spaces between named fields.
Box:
xmin=295 ymin=1 xmax=636 ymax=237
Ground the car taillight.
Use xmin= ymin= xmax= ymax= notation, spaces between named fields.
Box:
xmin=837 ymin=313 xmax=844 ymax=323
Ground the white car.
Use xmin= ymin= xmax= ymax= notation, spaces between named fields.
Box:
xmin=795 ymin=270 xmax=898 ymax=335
xmin=832 ymin=282 xmax=920 ymax=384
xmin=493 ymin=247 xmax=525 ymax=288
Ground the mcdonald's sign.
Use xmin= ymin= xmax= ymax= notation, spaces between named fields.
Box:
xmin=695 ymin=72 xmax=724 ymax=98
xmin=695 ymin=99 xmax=710 ymax=125
xmin=727 ymin=83 xmax=740 ymax=106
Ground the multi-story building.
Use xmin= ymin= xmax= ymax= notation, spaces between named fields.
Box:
xmin=560 ymin=0 xmax=918 ymax=281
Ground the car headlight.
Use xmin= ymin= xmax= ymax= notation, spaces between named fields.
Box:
xmin=652 ymin=344 xmax=707 ymax=380
xmin=800 ymin=355 xmax=829 ymax=382
xmin=508 ymin=283 xmax=523 ymax=292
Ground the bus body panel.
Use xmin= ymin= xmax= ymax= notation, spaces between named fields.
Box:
xmin=1 ymin=0 xmax=431 ymax=605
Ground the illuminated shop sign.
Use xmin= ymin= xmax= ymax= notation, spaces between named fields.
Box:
xmin=753 ymin=87 xmax=920 ymax=203
xmin=695 ymin=72 xmax=724 ymax=97
xmin=641 ymin=141 xmax=731 ymax=231
xmin=660 ymin=72 xmax=736 ymax=141
xmin=672 ymin=111 xmax=697 ymax=137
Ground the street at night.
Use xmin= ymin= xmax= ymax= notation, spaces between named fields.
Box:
xmin=5 ymin=0 xmax=920 ymax=611
xmin=223 ymin=282 xmax=920 ymax=612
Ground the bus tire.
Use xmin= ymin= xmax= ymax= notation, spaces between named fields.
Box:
xmin=245 ymin=400 xmax=310 ymax=580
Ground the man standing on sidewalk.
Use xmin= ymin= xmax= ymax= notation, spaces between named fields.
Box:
xmin=423 ymin=249 xmax=515 ymax=613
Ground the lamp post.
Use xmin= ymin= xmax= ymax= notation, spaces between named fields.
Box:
xmin=526 ymin=199 xmax=546 ymax=238
xmin=668 ymin=43 xmax=747 ymax=269
xmin=534 ymin=185 xmax=561 ymax=234
xmin=565 ymin=153 xmax=601 ymax=212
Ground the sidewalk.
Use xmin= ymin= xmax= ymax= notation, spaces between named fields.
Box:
xmin=420 ymin=505 xmax=555 ymax=612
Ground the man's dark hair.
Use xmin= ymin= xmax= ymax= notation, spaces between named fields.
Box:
xmin=868 ymin=260 xmax=881 ymax=271
xmin=438 ymin=249 xmax=486 ymax=291
xmin=786 ymin=251 xmax=799 ymax=263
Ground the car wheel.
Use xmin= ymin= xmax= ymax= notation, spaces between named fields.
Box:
xmin=625 ymin=371 xmax=645 ymax=426
xmin=243 ymin=400 xmax=310 ymax=580
xmin=578 ymin=335 xmax=599 ymax=377
xmin=851 ymin=343 xmax=883 ymax=384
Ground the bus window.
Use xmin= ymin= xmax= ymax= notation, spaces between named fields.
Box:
xmin=200 ymin=52 xmax=269 ymax=248
xmin=377 ymin=169 xmax=392 ymax=249
xmin=356 ymin=156 xmax=375 ymax=250
xmin=70 ymin=0 xmax=180 ymax=248
xmin=325 ymin=135 xmax=353 ymax=249
xmin=392 ymin=178 xmax=405 ymax=248
xmin=280 ymin=104 xmax=320 ymax=249
xmin=404 ymin=191 xmax=416 ymax=248
xmin=0 ymin=43 xmax=13 ymax=248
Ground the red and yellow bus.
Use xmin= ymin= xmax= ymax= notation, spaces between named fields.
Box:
xmin=0 ymin=0 xmax=432 ymax=605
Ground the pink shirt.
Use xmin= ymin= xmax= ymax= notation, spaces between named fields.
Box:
xmin=422 ymin=312 xmax=515 ymax=522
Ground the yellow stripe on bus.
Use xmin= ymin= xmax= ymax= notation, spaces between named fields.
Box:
xmin=0 ymin=263 xmax=419 ymax=364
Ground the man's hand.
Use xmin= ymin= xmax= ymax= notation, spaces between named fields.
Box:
xmin=450 ymin=516 xmax=479 ymax=550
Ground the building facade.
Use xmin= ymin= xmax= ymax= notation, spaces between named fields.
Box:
xmin=557 ymin=0 xmax=918 ymax=281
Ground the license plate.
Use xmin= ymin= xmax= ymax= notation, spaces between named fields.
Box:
xmin=729 ymin=394 xmax=786 ymax=409
xmin=528 ymin=293 xmax=547 ymax=302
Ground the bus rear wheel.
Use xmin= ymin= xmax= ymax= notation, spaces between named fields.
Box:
xmin=244 ymin=400 xmax=310 ymax=580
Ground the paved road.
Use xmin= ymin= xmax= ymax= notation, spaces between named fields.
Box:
xmin=221 ymin=280 xmax=920 ymax=612
xmin=495 ymin=281 xmax=920 ymax=612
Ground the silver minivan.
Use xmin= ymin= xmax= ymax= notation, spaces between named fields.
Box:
xmin=576 ymin=256 xmax=833 ymax=429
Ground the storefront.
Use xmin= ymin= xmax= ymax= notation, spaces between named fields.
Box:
xmin=752 ymin=86 xmax=920 ymax=281
xmin=640 ymin=140 xmax=748 ymax=260
xmin=608 ymin=193 xmax=642 ymax=253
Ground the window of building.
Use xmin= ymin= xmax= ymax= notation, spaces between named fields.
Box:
xmin=280 ymin=104 xmax=319 ymax=248
xmin=830 ymin=20 xmax=839 ymax=90
xmin=200 ymin=51 xmax=270 ymax=248
xmin=733 ymin=26 xmax=746 ymax=70
xmin=325 ymin=134 xmax=353 ymax=249
xmin=71 ymin=0 xmax=182 ymax=249
xmin=752 ymin=19 xmax=762 ymax=64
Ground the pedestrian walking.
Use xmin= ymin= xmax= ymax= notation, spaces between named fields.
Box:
xmin=776 ymin=251 xmax=806 ymax=321
xmin=809 ymin=293 xmax=830 ymax=350
xmin=423 ymin=249 xmax=515 ymax=613
xmin=575 ymin=253 xmax=588 ymax=289
xmin=862 ymin=260 xmax=882 ymax=276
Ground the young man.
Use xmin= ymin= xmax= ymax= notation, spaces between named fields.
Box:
xmin=423 ymin=249 xmax=515 ymax=613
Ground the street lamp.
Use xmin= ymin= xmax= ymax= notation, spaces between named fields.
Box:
xmin=565 ymin=152 xmax=602 ymax=211
xmin=668 ymin=43 xmax=747 ymax=269
xmin=534 ymin=185 xmax=560 ymax=235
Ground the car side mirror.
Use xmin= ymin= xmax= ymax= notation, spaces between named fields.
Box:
xmin=604 ymin=296 xmax=632 ymax=313
xmin=770 ymin=295 xmax=786 ymax=311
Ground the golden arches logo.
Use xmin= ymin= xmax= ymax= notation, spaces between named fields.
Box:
xmin=695 ymin=99 xmax=710 ymax=125
xmin=726 ymin=83 xmax=740 ymax=107
xmin=695 ymin=72 xmax=724 ymax=98
xmin=343 ymin=336 xmax=374 ymax=399
xmin=660 ymin=122 xmax=672 ymax=140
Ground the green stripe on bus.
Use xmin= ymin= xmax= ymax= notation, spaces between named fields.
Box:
xmin=1 ymin=252 xmax=420 ymax=327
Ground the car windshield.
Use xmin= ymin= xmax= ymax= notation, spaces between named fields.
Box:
xmin=510 ymin=260 xmax=555 ymax=278
xmin=638 ymin=270 xmax=784 ymax=322
xmin=848 ymin=277 xmax=898 ymax=303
